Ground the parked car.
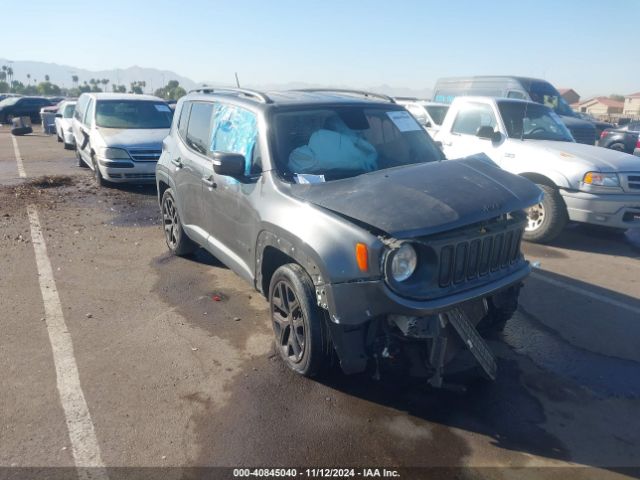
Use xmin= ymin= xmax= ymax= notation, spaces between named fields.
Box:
xmin=72 ymin=93 xmax=173 ymax=186
xmin=0 ymin=96 xmax=53 ymax=124
xmin=575 ymin=112 xmax=615 ymax=138
xmin=395 ymin=98 xmax=449 ymax=136
xmin=435 ymin=96 xmax=640 ymax=242
xmin=433 ymin=76 xmax=597 ymax=145
xmin=598 ymin=121 xmax=640 ymax=154
xmin=55 ymin=100 xmax=77 ymax=149
xmin=156 ymin=87 xmax=542 ymax=386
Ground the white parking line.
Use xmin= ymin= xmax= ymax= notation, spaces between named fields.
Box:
xmin=27 ymin=206 xmax=108 ymax=478
xmin=11 ymin=135 xmax=26 ymax=178
xmin=531 ymin=271 xmax=640 ymax=315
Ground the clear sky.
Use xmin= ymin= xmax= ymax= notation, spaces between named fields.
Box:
xmin=3 ymin=0 xmax=639 ymax=96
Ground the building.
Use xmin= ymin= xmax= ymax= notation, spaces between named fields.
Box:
xmin=576 ymin=97 xmax=624 ymax=118
xmin=623 ymin=92 xmax=640 ymax=117
xmin=558 ymin=88 xmax=580 ymax=105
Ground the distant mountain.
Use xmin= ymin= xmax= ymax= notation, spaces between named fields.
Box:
xmin=0 ymin=59 xmax=199 ymax=92
xmin=1 ymin=59 xmax=433 ymax=99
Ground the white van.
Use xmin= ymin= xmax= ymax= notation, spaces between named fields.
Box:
xmin=72 ymin=93 xmax=173 ymax=186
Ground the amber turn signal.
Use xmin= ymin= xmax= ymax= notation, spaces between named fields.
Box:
xmin=355 ymin=243 xmax=368 ymax=272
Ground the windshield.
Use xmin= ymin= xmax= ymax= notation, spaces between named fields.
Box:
xmin=0 ymin=97 xmax=20 ymax=107
xmin=95 ymin=100 xmax=173 ymax=129
xmin=61 ymin=103 xmax=75 ymax=118
xmin=528 ymin=81 xmax=575 ymax=117
xmin=273 ymin=106 xmax=445 ymax=181
xmin=424 ymin=105 xmax=448 ymax=126
xmin=498 ymin=101 xmax=574 ymax=142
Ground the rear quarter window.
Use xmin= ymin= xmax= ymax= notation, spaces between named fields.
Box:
xmin=185 ymin=102 xmax=214 ymax=155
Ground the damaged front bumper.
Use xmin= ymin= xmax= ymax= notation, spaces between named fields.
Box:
xmin=321 ymin=262 xmax=530 ymax=325
xmin=319 ymin=262 xmax=529 ymax=383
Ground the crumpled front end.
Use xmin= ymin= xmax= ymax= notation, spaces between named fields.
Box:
xmin=320 ymin=211 xmax=530 ymax=386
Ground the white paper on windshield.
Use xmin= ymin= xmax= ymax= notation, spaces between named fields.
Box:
xmin=155 ymin=104 xmax=171 ymax=112
xmin=295 ymin=174 xmax=325 ymax=184
xmin=386 ymin=111 xmax=421 ymax=132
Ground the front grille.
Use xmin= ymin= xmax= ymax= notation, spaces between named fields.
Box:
xmin=569 ymin=126 xmax=596 ymax=145
xmin=624 ymin=174 xmax=640 ymax=191
xmin=124 ymin=173 xmax=155 ymax=179
xmin=128 ymin=149 xmax=161 ymax=161
xmin=438 ymin=228 xmax=523 ymax=288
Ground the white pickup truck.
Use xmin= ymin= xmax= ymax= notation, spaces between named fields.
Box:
xmin=434 ymin=96 xmax=640 ymax=242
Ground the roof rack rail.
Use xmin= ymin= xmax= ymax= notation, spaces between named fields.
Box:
xmin=394 ymin=96 xmax=420 ymax=101
xmin=294 ymin=88 xmax=396 ymax=103
xmin=189 ymin=86 xmax=273 ymax=104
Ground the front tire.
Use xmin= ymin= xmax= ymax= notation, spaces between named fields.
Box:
xmin=92 ymin=155 xmax=108 ymax=187
xmin=523 ymin=184 xmax=568 ymax=243
xmin=76 ymin=148 xmax=88 ymax=168
xmin=477 ymin=285 xmax=520 ymax=335
xmin=269 ymin=263 xmax=330 ymax=377
xmin=609 ymin=143 xmax=625 ymax=152
xmin=161 ymin=188 xmax=196 ymax=256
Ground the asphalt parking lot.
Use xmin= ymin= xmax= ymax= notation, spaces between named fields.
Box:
xmin=1 ymin=127 xmax=640 ymax=480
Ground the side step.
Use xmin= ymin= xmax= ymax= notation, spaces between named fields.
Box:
xmin=443 ymin=307 xmax=497 ymax=381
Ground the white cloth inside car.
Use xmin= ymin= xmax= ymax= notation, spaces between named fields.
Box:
xmin=288 ymin=128 xmax=377 ymax=174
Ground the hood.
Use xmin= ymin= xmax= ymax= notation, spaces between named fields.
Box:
xmin=98 ymin=128 xmax=169 ymax=149
xmin=535 ymin=141 xmax=640 ymax=172
xmin=289 ymin=155 xmax=542 ymax=239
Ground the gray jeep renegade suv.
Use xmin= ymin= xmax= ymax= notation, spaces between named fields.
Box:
xmin=156 ymin=87 xmax=542 ymax=386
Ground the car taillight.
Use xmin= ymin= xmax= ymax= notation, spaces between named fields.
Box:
xmin=600 ymin=130 xmax=608 ymax=139
xmin=636 ymin=138 xmax=640 ymax=149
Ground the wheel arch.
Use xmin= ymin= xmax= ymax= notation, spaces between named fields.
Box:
xmin=519 ymin=172 xmax=563 ymax=189
xmin=256 ymin=229 xmax=327 ymax=300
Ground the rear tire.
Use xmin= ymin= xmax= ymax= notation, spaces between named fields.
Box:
xmin=523 ymin=184 xmax=568 ymax=243
xmin=161 ymin=188 xmax=196 ymax=256
xmin=269 ymin=263 xmax=330 ymax=377
xmin=57 ymin=131 xmax=62 ymax=142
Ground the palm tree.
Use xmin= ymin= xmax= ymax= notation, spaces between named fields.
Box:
xmin=26 ymin=73 xmax=31 ymax=85
xmin=72 ymin=75 xmax=79 ymax=87
xmin=7 ymin=67 xmax=13 ymax=84
xmin=0 ymin=71 xmax=5 ymax=82
xmin=45 ymin=74 xmax=50 ymax=82
xmin=101 ymin=78 xmax=109 ymax=90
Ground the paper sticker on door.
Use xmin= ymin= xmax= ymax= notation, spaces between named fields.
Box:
xmin=386 ymin=111 xmax=422 ymax=132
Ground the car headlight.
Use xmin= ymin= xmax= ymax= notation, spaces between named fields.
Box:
xmin=390 ymin=243 xmax=417 ymax=282
xmin=582 ymin=171 xmax=619 ymax=187
xmin=100 ymin=147 xmax=131 ymax=160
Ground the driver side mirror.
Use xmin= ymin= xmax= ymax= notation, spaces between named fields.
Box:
xmin=210 ymin=151 xmax=245 ymax=177
xmin=476 ymin=126 xmax=501 ymax=142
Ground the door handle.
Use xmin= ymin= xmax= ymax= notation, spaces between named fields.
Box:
xmin=171 ymin=157 xmax=183 ymax=168
xmin=202 ymin=175 xmax=217 ymax=189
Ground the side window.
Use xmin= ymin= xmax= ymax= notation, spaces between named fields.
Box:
xmin=74 ymin=96 xmax=89 ymax=122
xmin=452 ymin=103 xmax=497 ymax=136
xmin=507 ymin=91 xmax=526 ymax=100
xmin=178 ymin=102 xmax=191 ymax=139
xmin=83 ymin=99 xmax=95 ymax=126
xmin=186 ymin=102 xmax=214 ymax=155
xmin=210 ymin=103 xmax=260 ymax=175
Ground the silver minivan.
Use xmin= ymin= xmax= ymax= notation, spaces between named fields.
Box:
xmin=72 ymin=93 xmax=173 ymax=186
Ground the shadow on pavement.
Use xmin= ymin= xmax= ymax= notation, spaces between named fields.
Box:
xmin=535 ymin=224 xmax=640 ymax=258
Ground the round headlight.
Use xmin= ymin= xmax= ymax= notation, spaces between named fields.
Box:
xmin=391 ymin=243 xmax=417 ymax=282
